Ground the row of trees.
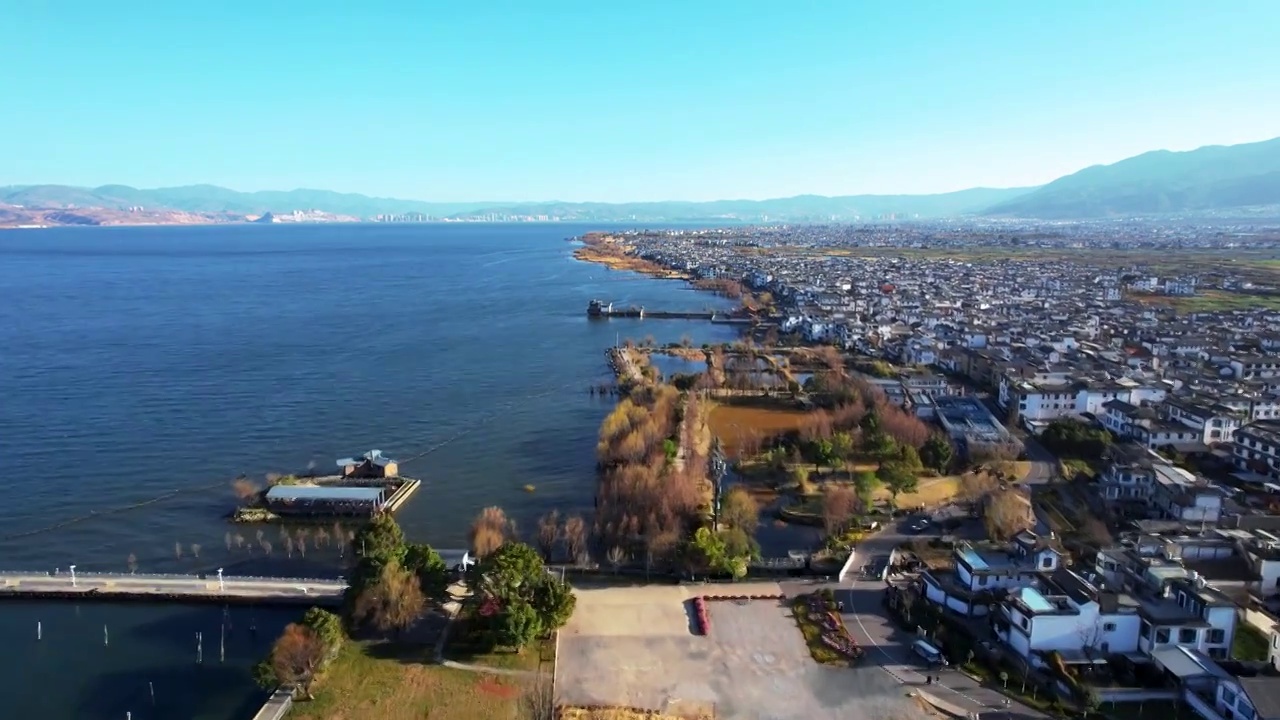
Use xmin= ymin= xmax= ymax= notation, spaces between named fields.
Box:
xmin=594 ymin=384 xmax=710 ymax=564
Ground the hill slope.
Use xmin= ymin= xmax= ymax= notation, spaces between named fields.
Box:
xmin=986 ymin=137 xmax=1280 ymax=218
xmin=0 ymin=184 xmax=1034 ymax=222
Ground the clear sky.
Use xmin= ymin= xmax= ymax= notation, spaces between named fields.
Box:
xmin=2 ymin=0 xmax=1277 ymax=202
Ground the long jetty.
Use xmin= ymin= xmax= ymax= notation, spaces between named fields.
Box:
xmin=0 ymin=571 xmax=347 ymax=606
xmin=587 ymin=300 xmax=757 ymax=324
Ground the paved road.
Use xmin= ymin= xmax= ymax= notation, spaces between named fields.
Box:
xmin=0 ymin=572 xmax=346 ymax=603
xmin=818 ymin=519 xmax=1049 ymax=720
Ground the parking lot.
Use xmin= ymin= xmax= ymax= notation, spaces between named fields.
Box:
xmin=555 ymin=583 xmax=925 ymax=720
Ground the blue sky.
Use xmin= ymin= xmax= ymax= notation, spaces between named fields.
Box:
xmin=2 ymin=0 xmax=1277 ymax=202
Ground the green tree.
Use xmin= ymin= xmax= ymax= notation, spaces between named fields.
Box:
xmin=790 ymin=465 xmax=815 ymax=494
xmin=852 ymin=470 xmax=881 ymax=509
xmin=830 ymin=432 xmax=855 ymax=466
xmin=495 ymin=601 xmax=543 ymax=652
xmin=529 ymin=573 xmax=577 ymax=631
xmin=920 ymin=435 xmax=954 ymax=473
xmin=862 ymin=431 xmax=897 ymax=467
xmin=897 ymin=443 xmax=924 ymax=473
xmin=859 ymin=410 xmax=881 ymax=436
xmin=877 ymin=461 xmax=919 ymax=506
xmin=352 ymin=514 xmax=406 ymax=566
xmin=472 ymin=541 xmax=546 ymax=601
xmin=300 ymin=607 xmax=344 ymax=662
xmin=809 ymin=438 xmax=838 ymax=470
xmin=403 ymin=542 xmax=450 ymax=601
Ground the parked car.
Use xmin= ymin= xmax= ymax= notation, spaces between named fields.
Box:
xmin=906 ymin=518 xmax=932 ymax=534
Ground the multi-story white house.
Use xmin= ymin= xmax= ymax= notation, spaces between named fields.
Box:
xmin=1162 ymin=397 xmax=1242 ymax=446
xmin=995 ymin=570 xmax=1142 ymax=663
xmin=1230 ymin=354 xmax=1280 ymax=380
xmin=1234 ymin=420 xmax=1280 ymax=483
xmin=1102 ymin=400 xmax=1203 ymax=451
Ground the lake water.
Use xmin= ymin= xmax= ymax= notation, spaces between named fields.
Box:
xmin=0 ymin=222 xmax=740 ymax=717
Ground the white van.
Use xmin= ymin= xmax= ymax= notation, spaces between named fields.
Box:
xmin=912 ymin=639 xmax=946 ymax=666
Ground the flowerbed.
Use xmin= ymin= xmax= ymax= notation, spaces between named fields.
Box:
xmin=793 ymin=593 xmax=863 ymax=664
xmin=693 ymin=596 xmax=710 ymax=635
xmin=700 ymin=593 xmax=785 ymax=602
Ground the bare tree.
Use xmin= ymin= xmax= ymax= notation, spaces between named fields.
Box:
xmin=983 ymin=489 xmax=1034 ymax=541
xmin=469 ymin=506 xmax=512 ymax=558
xmin=224 ymin=531 xmax=232 ymax=551
xmin=564 ymin=514 xmax=587 ymax=565
xmin=606 ymin=546 xmax=625 ymax=574
xmin=352 ymin=561 xmax=425 ymax=636
xmin=284 ymin=535 xmax=295 ymax=558
xmin=536 ymin=510 xmax=561 ymax=562
xmin=231 ymin=476 xmax=261 ymax=504
xmin=268 ymin=624 xmax=326 ymax=699
xmin=127 ymin=553 xmax=138 ymax=574
xmin=191 ymin=543 xmax=201 ymax=559
xmin=174 ymin=541 xmax=183 ymax=560
xmin=261 ymin=540 xmax=273 ymax=556
xmin=720 ymin=486 xmax=759 ymax=534
xmin=234 ymin=533 xmax=246 ymax=550
xmin=821 ymin=486 xmax=858 ymax=538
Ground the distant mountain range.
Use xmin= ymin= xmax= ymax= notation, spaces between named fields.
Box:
xmin=3 ymin=136 xmax=1278 ymax=226
xmin=0 ymin=183 xmax=1032 ymax=224
xmin=986 ymin=136 xmax=1280 ymax=219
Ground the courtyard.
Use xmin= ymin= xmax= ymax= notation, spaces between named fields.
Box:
xmin=555 ymin=582 xmax=925 ymax=720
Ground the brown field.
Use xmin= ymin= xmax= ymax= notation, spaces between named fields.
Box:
xmin=707 ymin=400 xmax=811 ymax=455
xmin=574 ymin=245 xmax=689 ymax=280
xmin=287 ymin=642 xmax=525 ymax=720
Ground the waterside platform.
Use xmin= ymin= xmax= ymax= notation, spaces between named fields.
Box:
xmin=0 ymin=572 xmax=346 ymax=606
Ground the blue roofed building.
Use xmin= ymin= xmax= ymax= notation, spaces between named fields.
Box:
xmin=921 ymin=530 xmax=1062 ymax=616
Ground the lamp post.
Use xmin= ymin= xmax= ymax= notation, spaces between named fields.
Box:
xmin=217 ymin=568 xmax=224 ymax=592
xmin=69 ymin=564 xmax=76 ymax=588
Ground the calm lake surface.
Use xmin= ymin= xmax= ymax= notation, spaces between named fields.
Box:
xmin=0 ymin=222 xmax=740 ymax=717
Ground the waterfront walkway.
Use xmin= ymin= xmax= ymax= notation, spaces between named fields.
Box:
xmin=0 ymin=571 xmax=346 ymax=606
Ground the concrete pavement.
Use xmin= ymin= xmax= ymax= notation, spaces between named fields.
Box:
xmin=0 ymin=571 xmax=346 ymax=605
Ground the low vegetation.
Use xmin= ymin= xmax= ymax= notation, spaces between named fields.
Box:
xmin=283 ymin=642 xmax=526 ymax=720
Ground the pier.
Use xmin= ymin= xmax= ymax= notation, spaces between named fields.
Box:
xmin=0 ymin=571 xmax=347 ymax=606
xmin=587 ymin=299 xmax=757 ymax=324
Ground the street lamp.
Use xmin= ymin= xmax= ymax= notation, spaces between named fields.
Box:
xmin=217 ymin=568 xmax=224 ymax=592
xmin=69 ymin=565 xmax=76 ymax=588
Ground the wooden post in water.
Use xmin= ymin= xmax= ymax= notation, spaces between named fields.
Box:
xmin=196 ymin=631 xmax=203 ymax=664
xmin=104 ymin=625 xmax=109 ymax=647
xmin=149 ymin=681 xmax=155 ymax=705
xmin=37 ymin=621 xmax=41 ymax=640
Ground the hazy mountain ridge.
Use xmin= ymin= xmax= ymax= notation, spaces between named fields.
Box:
xmin=985 ymin=137 xmax=1280 ymax=218
xmin=5 ymin=136 xmax=1278 ymax=225
xmin=0 ymin=184 xmax=1034 ymax=222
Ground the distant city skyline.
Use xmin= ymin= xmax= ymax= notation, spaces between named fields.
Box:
xmin=2 ymin=1 xmax=1278 ymax=202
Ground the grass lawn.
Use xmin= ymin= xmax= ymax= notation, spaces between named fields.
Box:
xmin=444 ymin=625 xmax=555 ymax=673
xmin=288 ymin=641 xmax=530 ymax=720
xmin=1233 ymin=622 xmax=1270 ymax=661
